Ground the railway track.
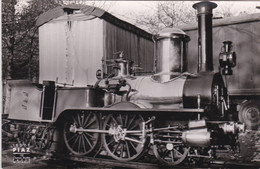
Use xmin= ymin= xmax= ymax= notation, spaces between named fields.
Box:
xmin=67 ymin=155 xmax=160 ymax=169
xmin=61 ymin=154 xmax=260 ymax=169
xmin=2 ymin=147 xmax=260 ymax=169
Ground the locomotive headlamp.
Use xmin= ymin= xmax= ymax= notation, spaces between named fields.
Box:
xmin=219 ymin=41 xmax=236 ymax=75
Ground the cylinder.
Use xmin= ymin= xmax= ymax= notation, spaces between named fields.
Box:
xmin=182 ymin=128 xmax=211 ymax=147
xmin=193 ymin=2 xmax=217 ymax=72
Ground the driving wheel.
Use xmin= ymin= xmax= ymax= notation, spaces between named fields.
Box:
xmin=102 ymin=113 xmax=147 ymax=162
xmin=64 ymin=111 xmax=100 ymax=156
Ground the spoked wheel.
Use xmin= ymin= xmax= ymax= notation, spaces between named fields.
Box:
xmin=153 ymin=130 xmax=189 ymax=166
xmin=64 ymin=111 xmax=100 ymax=156
xmin=102 ymin=113 xmax=147 ymax=162
xmin=2 ymin=121 xmax=13 ymax=135
xmin=154 ymin=143 xmax=189 ymax=166
xmin=32 ymin=127 xmax=51 ymax=151
xmin=18 ymin=126 xmax=32 ymax=145
xmin=239 ymin=101 xmax=260 ymax=130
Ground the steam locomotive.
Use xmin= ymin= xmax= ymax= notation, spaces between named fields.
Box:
xmin=3 ymin=1 xmax=244 ymax=166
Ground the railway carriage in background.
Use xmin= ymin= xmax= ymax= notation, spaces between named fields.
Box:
xmin=2 ymin=1 xmax=259 ymax=166
xmin=36 ymin=4 xmax=154 ymax=86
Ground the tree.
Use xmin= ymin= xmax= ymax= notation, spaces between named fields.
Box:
xmin=214 ymin=2 xmax=234 ymax=18
xmin=63 ymin=0 xmax=114 ymax=11
xmin=133 ymin=1 xmax=196 ymax=34
xmin=2 ymin=0 xmax=63 ymax=80
xmin=131 ymin=1 xmax=254 ymax=34
xmin=2 ymin=0 xmax=17 ymax=79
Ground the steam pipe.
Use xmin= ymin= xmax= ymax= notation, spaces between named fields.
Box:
xmin=193 ymin=1 xmax=217 ymax=72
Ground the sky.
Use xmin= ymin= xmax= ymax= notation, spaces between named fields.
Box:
xmin=16 ymin=1 xmax=260 ymax=15
xmin=14 ymin=0 xmax=260 ymax=30
xmin=107 ymin=1 xmax=260 ymax=24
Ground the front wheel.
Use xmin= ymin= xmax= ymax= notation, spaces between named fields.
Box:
xmin=153 ymin=130 xmax=189 ymax=166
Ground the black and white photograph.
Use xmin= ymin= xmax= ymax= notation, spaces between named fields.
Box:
xmin=1 ymin=0 xmax=260 ymax=168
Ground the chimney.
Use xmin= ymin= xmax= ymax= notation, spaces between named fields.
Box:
xmin=193 ymin=1 xmax=217 ymax=72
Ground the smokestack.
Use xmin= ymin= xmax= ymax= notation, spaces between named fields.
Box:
xmin=193 ymin=1 xmax=217 ymax=72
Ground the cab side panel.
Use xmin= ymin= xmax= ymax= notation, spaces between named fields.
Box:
xmin=7 ymin=80 xmax=42 ymax=121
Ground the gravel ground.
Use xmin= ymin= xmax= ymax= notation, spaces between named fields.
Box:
xmin=2 ymin=150 xmax=112 ymax=169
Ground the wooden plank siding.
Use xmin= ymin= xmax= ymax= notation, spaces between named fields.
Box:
xmin=39 ymin=17 xmax=104 ymax=86
xmin=104 ymin=21 xmax=154 ymax=75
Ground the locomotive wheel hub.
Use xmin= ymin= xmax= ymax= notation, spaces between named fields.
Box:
xmin=246 ymin=107 xmax=259 ymax=122
xmin=78 ymin=127 xmax=83 ymax=135
xmin=108 ymin=125 xmax=126 ymax=142
xmin=69 ymin=124 xmax=77 ymax=133
xmin=69 ymin=124 xmax=84 ymax=134
xmin=166 ymin=143 xmax=174 ymax=150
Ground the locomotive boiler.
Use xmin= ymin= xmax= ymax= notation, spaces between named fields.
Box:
xmin=3 ymin=1 xmax=244 ymax=166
